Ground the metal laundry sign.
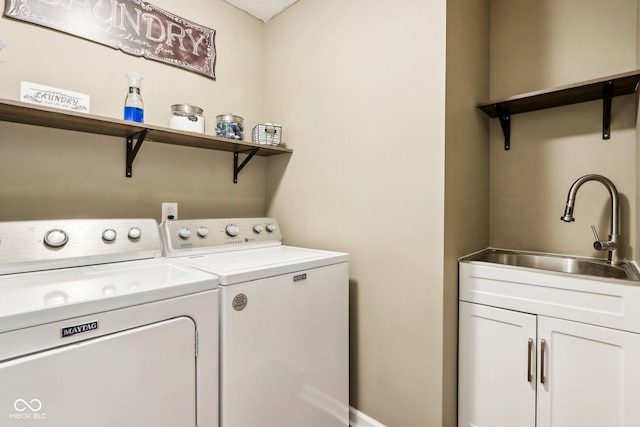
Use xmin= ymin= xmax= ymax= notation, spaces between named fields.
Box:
xmin=4 ymin=0 xmax=217 ymax=79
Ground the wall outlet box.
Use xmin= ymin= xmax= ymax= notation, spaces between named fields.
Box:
xmin=162 ymin=202 xmax=178 ymax=220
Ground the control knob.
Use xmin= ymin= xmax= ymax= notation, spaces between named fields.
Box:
xmin=225 ymin=224 xmax=240 ymax=237
xmin=44 ymin=229 xmax=69 ymax=248
xmin=266 ymin=223 xmax=277 ymax=233
xmin=102 ymin=229 xmax=117 ymax=242
xmin=197 ymin=226 xmax=209 ymax=238
xmin=128 ymin=227 xmax=142 ymax=240
xmin=253 ymin=224 xmax=264 ymax=234
xmin=178 ymin=227 xmax=191 ymax=239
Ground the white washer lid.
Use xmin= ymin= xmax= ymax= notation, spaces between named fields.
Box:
xmin=176 ymin=245 xmax=348 ymax=285
xmin=0 ymin=258 xmax=218 ymax=333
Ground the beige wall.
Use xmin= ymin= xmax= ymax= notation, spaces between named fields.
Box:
xmin=490 ymin=0 xmax=638 ymax=261
xmin=262 ymin=0 xmax=481 ymax=425
xmin=444 ymin=0 xmax=490 ymax=426
xmin=0 ymin=1 xmax=268 ymax=221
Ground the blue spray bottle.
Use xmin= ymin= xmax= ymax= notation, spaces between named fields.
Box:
xmin=124 ymin=72 xmax=144 ymax=123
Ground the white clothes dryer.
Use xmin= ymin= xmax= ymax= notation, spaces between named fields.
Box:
xmin=160 ymin=218 xmax=349 ymax=427
xmin=0 ymin=219 xmax=218 ymax=427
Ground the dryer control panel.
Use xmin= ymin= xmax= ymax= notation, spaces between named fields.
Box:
xmin=0 ymin=219 xmax=163 ymax=275
xmin=161 ymin=218 xmax=283 ymax=257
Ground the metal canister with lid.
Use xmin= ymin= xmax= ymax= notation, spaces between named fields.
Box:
xmin=168 ymin=104 xmax=205 ymax=134
xmin=215 ymin=113 xmax=244 ymax=140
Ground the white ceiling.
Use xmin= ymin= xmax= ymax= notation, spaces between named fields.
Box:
xmin=223 ymin=0 xmax=300 ymax=22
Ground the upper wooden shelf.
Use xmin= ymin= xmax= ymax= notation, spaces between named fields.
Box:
xmin=0 ymin=97 xmax=292 ymax=155
xmin=0 ymin=97 xmax=292 ymax=182
xmin=477 ymin=70 xmax=640 ymax=149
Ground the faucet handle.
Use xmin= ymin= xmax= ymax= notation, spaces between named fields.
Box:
xmin=591 ymin=225 xmax=606 ymax=251
xmin=591 ymin=225 xmax=617 ymax=251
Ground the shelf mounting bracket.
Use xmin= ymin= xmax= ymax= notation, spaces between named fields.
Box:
xmin=602 ymin=81 xmax=613 ymax=140
xmin=126 ymin=128 xmax=152 ymax=178
xmin=496 ymin=106 xmax=511 ymax=150
xmin=233 ymin=148 xmax=260 ymax=183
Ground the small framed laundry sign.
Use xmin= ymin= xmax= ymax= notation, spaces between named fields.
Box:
xmin=20 ymin=82 xmax=91 ymax=113
xmin=4 ymin=0 xmax=216 ymax=79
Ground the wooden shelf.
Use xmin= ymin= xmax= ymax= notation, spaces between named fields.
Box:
xmin=0 ymin=98 xmax=292 ymax=181
xmin=478 ymin=70 xmax=640 ymax=149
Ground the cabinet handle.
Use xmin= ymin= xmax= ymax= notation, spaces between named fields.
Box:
xmin=540 ymin=339 xmax=547 ymax=385
xmin=527 ymin=338 xmax=534 ymax=382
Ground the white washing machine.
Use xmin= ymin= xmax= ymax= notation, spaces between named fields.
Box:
xmin=160 ymin=218 xmax=349 ymax=427
xmin=0 ymin=219 xmax=218 ymax=427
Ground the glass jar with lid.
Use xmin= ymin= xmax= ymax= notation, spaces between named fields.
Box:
xmin=215 ymin=113 xmax=244 ymax=140
xmin=168 ymin=104 xmax=205 ymax=134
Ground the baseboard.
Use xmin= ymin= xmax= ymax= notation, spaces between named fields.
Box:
xmin=349 ymin=406 xmax=386 ymax=427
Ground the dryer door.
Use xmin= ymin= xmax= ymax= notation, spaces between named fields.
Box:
xmin=1 ymin=317 xmax=197 ymax=427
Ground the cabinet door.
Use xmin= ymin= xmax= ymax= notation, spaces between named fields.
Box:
xmin=537 ymin=316 xmax=640 ymax=427
xmin=458 ymin=302 xmax=537 ymax=427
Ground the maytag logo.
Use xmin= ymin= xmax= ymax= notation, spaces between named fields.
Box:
xmin=61 ymin=320 xmax=98 ymax=338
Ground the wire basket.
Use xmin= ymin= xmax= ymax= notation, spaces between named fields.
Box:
xmin=252 ymin=123 xmax=282 ymax=146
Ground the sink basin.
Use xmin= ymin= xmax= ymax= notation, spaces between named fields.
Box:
xmin=462 ymin=248 xmax=640 ymax=281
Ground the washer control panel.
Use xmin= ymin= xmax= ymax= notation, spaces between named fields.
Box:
xmin=161 ymin=218 xmax=282 ymax=256
xmin=0 ymin=219 xmax=163 ymax=275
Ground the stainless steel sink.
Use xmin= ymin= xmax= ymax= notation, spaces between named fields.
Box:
xmin=462 ymin=248 xmax=640 ymax=281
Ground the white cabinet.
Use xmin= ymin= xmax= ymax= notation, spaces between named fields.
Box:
xmin=458 ymin=302 xmax=536 ymax=427
xmin=459 ymin=301 xmax=640 ymax=427
xmin=536 ymin=316 xmax=640 ymax=427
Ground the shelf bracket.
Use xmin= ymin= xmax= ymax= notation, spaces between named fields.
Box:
xmin=496 ymin=107 xmax=511 ymax=150
xmin=602 ymin=81 xmax=613 ymax=140
xmin=233 ymin=148 xmax=260 ymax=183
xmin=126 ymin=128 xmax=152 ymax=178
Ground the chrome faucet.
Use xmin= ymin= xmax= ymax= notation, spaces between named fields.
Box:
xmin=561 ymin=174 xmax=621 ymax=264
